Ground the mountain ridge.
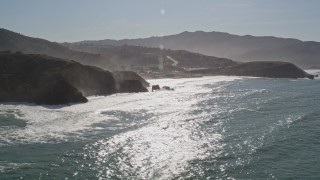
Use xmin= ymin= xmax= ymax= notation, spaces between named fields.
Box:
xmin=74 ymin=30 xmax=319 ymax=69
xmin=0 ymin=28 xmax=113 ymax=69
xmin=78 ymin=30 xmax=305 ymax=44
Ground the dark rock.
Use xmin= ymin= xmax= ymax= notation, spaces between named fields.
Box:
xmin=34 ymin=77 xmax=88 ymax=105
xmin=0 ymin=50 xmax=11 ymax=54
xmin=152 ymin=85 xmax=160 ymax=91
xmin=307 ymin=75 xmax=315 ymax=80
xmin=162 ymin=86 xmax=174 ymax=91
xmin=113 ymin=71 xmax=149 ymax=93
xmin=0 ymin=53 xmax=116 ymax=105
xmin=62 ymin=63 xmax=116 ymax=96
xmin=119 ymin=80 xmax=148 ymax=93
xmin=0 ymin=74 xmax=87 ymax=105
xmin=113 ymin=71 xmax=149 ymax=87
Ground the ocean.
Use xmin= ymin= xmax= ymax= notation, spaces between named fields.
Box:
xmin=1 ymin=70 xmax=320 ymax=179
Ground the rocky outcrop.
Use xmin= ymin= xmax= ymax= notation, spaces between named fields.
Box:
xmin=62 ymin=63 xmax=116 ymax=96
xmin=113 ymin=71 xmax=149 ymax=93
xmin=151 ymin=85 xmax=160 ymax=91
xmin=118 ymin=80 xmax=148 ymax=93
xmin=113 ymin=71 xmax=149 ymax=87
xmin=162 ymin=86 xmax=174 ymax=91
xmin=0 ymin=53 xmax=116 ymax=105
xmin=0 ymin=74 xmax=88 ymax=105
xmin=33 ymin=77 xmax=88 ymax=105
xmin=151 ymin=85 xmax=174 ymax=91
xmin=0 ymin=53 xmax=150 ymax=105
xmin=189 ymin=61 xmax=314 ymax=79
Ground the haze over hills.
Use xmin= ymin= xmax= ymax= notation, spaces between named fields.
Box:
xmin=0 ymin=28 xmax=239 ymax=78
xmin=62 ymin=43 xmax=236 ymax=69
xmin=0 ymin=28 xmax=315 ymax=79
xmin=0 ymin=28 xmax=112 ymax=69
xmin=76 ymin=31 xmax=320 ymax=69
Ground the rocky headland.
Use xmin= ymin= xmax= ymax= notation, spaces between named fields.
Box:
xmin=112 ymin=71 xmax=149 ymax=93
xmin=0 ymin=53 xmax=148 ymax=105
xmin=188 ymin=61 xmax=315 ymax=79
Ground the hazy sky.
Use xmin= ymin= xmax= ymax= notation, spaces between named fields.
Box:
xmin=1 ymin=0 xmax=320 ymax=42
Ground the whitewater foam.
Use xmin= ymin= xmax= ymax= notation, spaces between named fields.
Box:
xmin=0 ymin=76 xmax=241 ymax=146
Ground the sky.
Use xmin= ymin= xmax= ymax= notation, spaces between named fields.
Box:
xmin=1 ymin=0 xmax=320 ymax=42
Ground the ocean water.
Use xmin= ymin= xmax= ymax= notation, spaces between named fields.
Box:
xmin=0 ymin=71 xmax=320 ymax=179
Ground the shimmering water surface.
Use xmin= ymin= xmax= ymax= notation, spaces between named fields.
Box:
xmin=1 ymin=72 xmax=320 ymax=179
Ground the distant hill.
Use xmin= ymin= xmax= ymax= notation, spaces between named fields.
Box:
xmin=189 ymin=61 xmax=314 ymax=79
xmin=62 ymin=43 xmax=315 ymax=79
xmin=62 ymin=43 xmax=237 ymax=70
xmin=0 ymin=28 xmax=112 ymax=69
xmin=1 ymin=28 xmax=316 ymax=79
xmin=76 ymin=31 xmax=320 ymax=69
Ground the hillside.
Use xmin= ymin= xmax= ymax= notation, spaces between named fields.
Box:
xmin=189 ymin=61 xmax=314 ymax=79
xmin=76 ymin=31 xmax=320 ymax=69
xmin=0 ymin=28 xmax=112 ymax=69
xmin=62 ymin=43 xmax=315 ymax=79
xmin=62 ymin=43 xmax=238 ymax=77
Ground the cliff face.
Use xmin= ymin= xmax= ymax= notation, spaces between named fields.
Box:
xmin=61 ymin=64 xmax=116 ymax=96
xmin=0 ymin=53 xmax=117 ymax=104
xmin=0 ymin=73 xmax=88 ymax=105
xmin=112 ymin=71 xmax=149 ymax=93
xmin=33 ymin=77 xmax=88 ymax=105
xmin=0 ymin=53 xmax=149 ymax=105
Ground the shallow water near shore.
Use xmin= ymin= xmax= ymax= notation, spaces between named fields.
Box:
xmin=1 ymin=72 xmax=320 ymax=179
